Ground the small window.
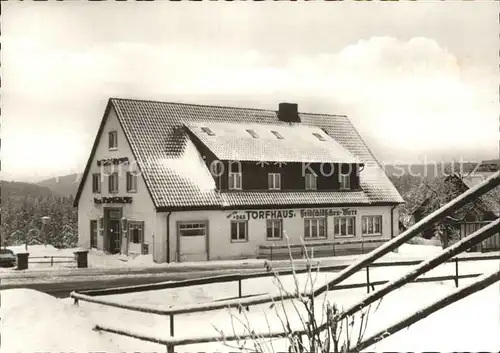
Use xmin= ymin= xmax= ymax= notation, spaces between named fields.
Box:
xmin=305 ymin=173 xmax=317 ymax=190
xmin=304 ymin=218 xmax=327 ymax=239
xmin=271 ymin=130 xmax=284 ymax=140
xmin=229 ymin=172 xmax=242 ymax=190
xmin=339 ymin=174 xmax=351 ymax=190
xmin=312 ymin=132 xmax=326 ymax=141
xmin=266 ymin=219 xmax=283 ymax=240
xmin=108 ymin=172 xmax=119 ymax=193
xmin=109 ymin=131 xmax=118 ymax=150
xmin=246 ymin=129 xmax=259 ymax=138
xmin=128 ymin=221 xmax=144 ymax=244
xmin=90 ymin=220 xmax=98 ymax=248
xmin=268 ymin=173 xmax=281 ymax=190
xmin=334 ymin=217 xmax=356 ymax=237
xmin=92 ymin=173 xmax=101 ymax=193
xmin=362 ymin=216 xmax=383 ymax=236
xmin=126 ymin=172 xmax=137 ymax=193
xmin=179 ymin=222 xmax=207 ymax=237
xmin=201 ymin=127 xmax=215 ymax=136
xmin=231 ymin=220 xmax=248 ymax=242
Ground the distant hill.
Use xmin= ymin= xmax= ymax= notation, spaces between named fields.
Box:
xmin=1 ymin=180 xmax=54 ymax=199
xmin=37 ymin=173 xmax=82 ymax=197
xmin=382 ymin=162 xmax=481 ymax=179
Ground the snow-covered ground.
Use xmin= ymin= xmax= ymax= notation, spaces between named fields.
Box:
xmin=3 ymin=242 xmax=494 ymax=275
xmin=2 ymin=243 xmax=499 ymax=352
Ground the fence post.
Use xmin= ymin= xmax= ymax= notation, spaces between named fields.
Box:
xmin=238 ymin=278 xmax=242 ymax=298
xmin=361 ymin=241 xmax=364 ymax=254
xmin=51 ymin=256 xmax=54 ymax=267
xmin=270 ymin=245 xmax=273 ymax=261
xmin=167 ymin=345 xmax=175 ymax=353
xmin=332 ymin=242 xmax=335 ymax=256
xmin=366 ymin=265 xmax=371 ymax=294
xmin=169 ymin=314 xmax=174 ymax=337
xmin=454 ymin=257 xmax=459 ymax=288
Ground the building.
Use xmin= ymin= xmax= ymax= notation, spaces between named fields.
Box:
xmin=409 ymin=172 xmax=499 ymax=240
xmin=74 ymin=98 xmax=404 ymax=263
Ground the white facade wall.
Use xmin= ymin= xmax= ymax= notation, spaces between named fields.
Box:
xmin=77 ymin=107 xmax=161 ymax=260
xmin=158 ymin=205 xmax=400 ymax=262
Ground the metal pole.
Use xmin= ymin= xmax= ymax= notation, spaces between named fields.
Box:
xmin=351 ymin=269 xmax=500 ymax=352
xmin=313 ymin=171 xmax=500 ymax=298
xmin=238 ymin=279 xmax=242 ymax=298
xmin=366 ymin=266 xmax=370 ymax=294
xmin=169 ymin=315 xmax=174 ymax=337
xmin=334 ymin=218 xmax=500 ymax=322
xmin=454 ymin=257 xmax=459 ymax=287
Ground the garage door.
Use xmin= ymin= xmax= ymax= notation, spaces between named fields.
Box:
xmin=178 ymin=222 xmax=208 ymax=262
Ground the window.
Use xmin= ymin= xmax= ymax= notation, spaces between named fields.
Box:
xmin=266 ymin=219 xmax=283 ymax=240
xmin=108 ymin=172 xmax=119 ymax=193
xmin=201 ymin=127 xmax=215 ymax=136
xmin=271 ymin=130 xmax=284 ymax=140
xmin=92 ymin=173 xmax=101 ymax=193
xmin=231 ymin=220 xmax=248 ymax=242
xmin=128 ymin=221 xmax=144 ymax=244
xmin=362 ymin=216 xmax=383 ymax=236
xmin=179 ymin=222 xmax=207 ymax=237
xmin=304 ymin=218 xmax=327 ymax=239
xmin=229 ymin=162 xmax=242 ymax=190
xmin=268 ymin=173 xmax=281 ymax=190
xmin=246 ymin=129 xmax=259 ymax=138
xmin=339 ymin=174 xmax=351 ymax=190
xmin=305 ymin=173 xmax=317 ymax=190
xmin=334 ymin=217 xmax=356 ymax=237
xmin=312 ymin=132 xmax=326 ymax=141
xmin=90 ymin=220 xmax=98 ymax=248
xmin=108 ymin=131 xmax=118 ymax=150
xmin=126 ymin=172 xmax=137 ymax=193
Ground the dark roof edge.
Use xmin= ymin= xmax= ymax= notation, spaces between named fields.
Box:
xmin=109 ymin=97 xmax=348 ymax=118
xmin=156 ymin=201 xmax=402 ymax=213
xmin=73 ymin=99 xmax=113 ymax=207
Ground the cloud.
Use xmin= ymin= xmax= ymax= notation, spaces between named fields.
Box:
xmin=2 ymin=35 xmax=497 ymax=180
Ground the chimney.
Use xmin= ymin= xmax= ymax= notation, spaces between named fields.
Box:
xmin=278 ymin=102 xmax=300 ymax=123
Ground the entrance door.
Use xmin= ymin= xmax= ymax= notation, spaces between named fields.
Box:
xmin=178 ymin=222 xmax=208 ymax=262
xmin=104 ymin=208 xmax=122 ymax=254
xmin=108 ymin=219 xmax=121 ymax=254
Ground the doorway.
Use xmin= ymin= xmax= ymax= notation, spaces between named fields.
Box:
xmin=104 ymin=207 xmax=122 ymax=254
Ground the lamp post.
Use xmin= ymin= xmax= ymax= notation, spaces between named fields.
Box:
xmin=41 ymin=216 xmax=51 ymax=246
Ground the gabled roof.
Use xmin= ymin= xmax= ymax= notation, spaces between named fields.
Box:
xmin=184 ymin=121 xmax=361 ymax=164
xmin=74 ymin=98 xmax=404 ymax=210
xmin=410 ymin=172 xmax=500 ymax=218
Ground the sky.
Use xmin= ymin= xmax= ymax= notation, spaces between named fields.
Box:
xmin=1 ymin=1 xmax=499 ymax=182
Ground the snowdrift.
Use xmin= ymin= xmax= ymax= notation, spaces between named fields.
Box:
xmin=0 ymin=288 xmax=121 ymax=353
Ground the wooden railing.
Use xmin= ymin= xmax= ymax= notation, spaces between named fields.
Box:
xmin=82 ymin=171 xmax=500 ymax=352
xmin=30 ymin=255 xmax=76 ymax=267
xmin=259 ymin=238 xmax=387 ymax=260
xmin=459 ymin=221 xmax=500 ymax=252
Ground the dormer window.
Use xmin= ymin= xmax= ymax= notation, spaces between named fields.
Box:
xmin=339 ymin=174 xmax=351 ymax=190
xmin=201 ymin=127 xmax=215 ymax=136
xmin=271 ymin=130 xmax=284 ymax=140
xmin=268 ymin=173 xmax=281 ymax=190
xmin=246 ymin=129 xmax=259 ymax=138
xmin=305 ymin=173 xmax=317 ymax=190
xmin=312 ymin=133 xmax=326 ymax=141
xmin=229 ymin=162 xmax=242 ymax=190
xmin=108 ymin=131 xmax=118 ymax=150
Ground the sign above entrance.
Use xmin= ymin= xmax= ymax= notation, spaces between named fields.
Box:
xmin=226 ymin=208 xmax=357 ymax=220
xmin=94 ymin=197 xmax=133 ymax=204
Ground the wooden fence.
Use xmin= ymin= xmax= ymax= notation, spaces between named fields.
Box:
xmin=77 ymin=171 xmax=500 ymax=352
xmin=459 ymin=221 xmax=500 ymax=252
xmin=259 ymin=238 xmax=387 ymax=260
xmin=30 ymin=255 xmax=76 ymax=267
